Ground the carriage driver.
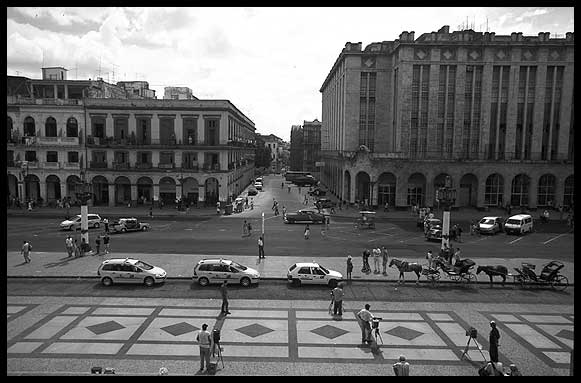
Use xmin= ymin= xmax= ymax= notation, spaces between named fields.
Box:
xmin=356 ymin=304 xmax=375 ymax=344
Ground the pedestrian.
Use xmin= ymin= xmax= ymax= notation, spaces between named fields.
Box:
xmin=282 ymin=206 xmax=287 ymax=217
xmin=281 ymin=181 xmax=284 ymax=188
xmin=382 ymin=246 xmax=389 ymax=275
xmin=272 ymin=199 xmax=277 ymax=210
xmin=288 ymin=186 xmax=291 ymax=193
xmin=331 ymin=283 xmax=344 ymax=316
xmin=372 ymin=246 xmax=381 ymax=273
xmin=274 ymin=205 xmax=279 ymax=216
xmin=73 ymin=239 xmax=81 ymax=258
xmin=346 ymin=255 xmax=353 ymax=280
xmin=393 ymin=355 xmax=410 ymax=376
xmin=250 ymin=199 xmax=254 ymax=210
xmin=356 ymin=304 xmax=374 ymax=344
xmin=453 ymin=247 xmax=462 ymax=266
xmin=149 ymin=205 xmax=153 ymax=218
xmin=27 ymin=201 xmax=33 ymax=212
xmin=103 ymin=218 xmax=109 ymax=233
xmin=247 ymin=221 xmax=252 ymax=236
xmin=304 ymin=194 xmax=308 ymax=205
xmin=559 ymin=205 xmax=564 ymax=220
xmin=103 ymin=233 xmax=110 ymax=254
xmin=258 ymin=235 xmax=265 ymax=259
xmin=95 ymin=235 xmax=101 ymax=255
xmin=196 ymin=323 xmax=213 ymax=372
xmin=456 ymin=224 xmax=462 ymax=242
xmin=220 ymin=281 xmax=230 ymax=315
xmin=304 ymin=224 xmax=310 ymax=240
xmin=242 ymin=220 xmax=248 ymax=237
xmin=65 ymin=235 xmax=74 ymax=257
xmin=362 ymin=248 xmax=371 ymax=273
xmin=384 ymin=201 xmax=389 ymax=212
xmin=21 ymin=240 xmax=32 ymax=263
xmin=426 ymin=249 xmax=433 ymax=269
xmin=216 ymin=201 xmax=221 ymax=215
xmin=489 ymin=320 xmax=500 ymax=363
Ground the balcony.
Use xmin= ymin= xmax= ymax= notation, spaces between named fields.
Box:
xmin=202 ymin=163 xmax=221 ymax=171
xmin=43 ymin=161 xmax=60 ymax=169
xmin=34 ymin=136 xmax=80 ymax=146
xmin=23 ymin=161 xmax=39 ymax=169
xmin=112 ymin=162 xmax=130 ymax=170
xmin=181 ymin=163 xmax=199 ymax=171
xmin=89 ymin=161 xmax=108 ymax=169
xmin=63 ymin=162 xmax=81 ymax=170
xmin=7 ymin=96 xmax=83 ymax=106
xmin=158 ymin=163 xmax=175 ymax=169
xmin=135 ymin=162 xmax=153 ymax=169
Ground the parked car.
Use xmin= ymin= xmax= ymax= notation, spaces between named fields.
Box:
xmin=477 ymin=216 xmax=504 ymax=235
xmin=97 ymin=258 xmax=167 ymax=287
xmin=293 ymin=175 xmax=318 ymax=187
xmin=110 ymin=217 xmax=151 ymax=233
xmin=422 ymin=218 xmax=442 ymax=230
xmin=255 ymin=177 xmax=263 ymax=183
xmin=247 ymin=187 xmax=258 ymax=196
xmin=283 ymin=209 xmax=325 ymax=224
xmin=287 ymin=262 xmax=342 ymax=287
xmin=192 ymin=259 xmax=260 ymax=287
xmin=314 ymin=198 xmax=337 ymax=209
xmin=60 ymin=214 xmax=102 ymax=231
xmin=308 ymin=187 xmax=327 ymax=197
xmin=254 ymin=182 xmax=263 ymax=191
xmin=425 ymin=224 xmax=443 ymax=241
xmin=505 ymin=214 xmax=534 ymax=235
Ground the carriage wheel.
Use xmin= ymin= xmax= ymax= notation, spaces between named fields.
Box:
xmin=449 ymin=274 xmax=460 ymax=282
xmin=465 ymin=273 xmax=477 ymax=284
xmin=551 ymin=275 xmax=568 ymax=291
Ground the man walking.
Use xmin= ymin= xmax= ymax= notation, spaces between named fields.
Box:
xmin=304 ymin=224 xmax=310 ymax=240
xmin=103 ymin=218 xmax=109 ymax=233
xmin=357 ymin=304 xmax=374 ymax=344
xmin=196 ymin=323 xmax=213 ymax=372
xmin=362 ymin=248 xmax=371 ymax=273
xmin=21 ymin=240 xmax=32 ymax=263
xmin=65 ymin=235 xmax=74 ymax=257
xmin=372 ymin=246 xmax=381 ymax=274
xmin=220 ymin=281 xmax=230 ymax=315
xmin=489 ymin=320 xmax=500 ymax=363
xmin=103 ymin=233 xmax=110 ymax=254
xmin=331 ymin=283 xmax=344 ymax=316
xmin=258 ymin=235 xmax=265 ymax=259
xmin=382 ymin=246 xmax=389 ymax=275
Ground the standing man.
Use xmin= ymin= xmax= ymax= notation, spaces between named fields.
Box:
xmin=304 ymin=224 xmax=310 ymax=240
xmin=393 ymin=355 xmax=410 ymax=376
xmin=216 ymin=201 xmax=221 ymax=215
xmin=372 ymin=246 xmax=381 ymax=274
xmin=220 ymin=281 xmax=230 ymax=315
xmin=103 ymin=217 xmax=109 ymax=234
xmin=426 ymin=249 xmax=434 ymax=269
xmin=362 ymin=248 xmax=371 ymax=273
xmin=258 ymin=235 xmax=265 ymax=259
xmin=103 ymin=233 xmax=110 ymax=254
xmin=381 ymin=246 xmax=389 ymax=275
xmin=196 ymin=323 xmax=213 ymax=372
xmin=21 ymin=240 xmax=32 ymax=263
xmin=346 ymin=255 xmax=353 ymax=281
xmin=65 ymin=235 xmax=74 ymax=257
xmin=331 ymin=283 xmax=344 ymax=316
xmin=242 ymin=220 xmax=248 ymax=237
xmin=356 ymin=304 xmax=374 ymax=344
xmin=489 ymin=320 xmax=500 ymax=363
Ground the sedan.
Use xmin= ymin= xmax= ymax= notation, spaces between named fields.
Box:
xmin=247 ymin=187 xmax=258 ymax=196
xmin=287 ymin=262 xmax=343 ymax=287
xmin=60 ymin=214 xmax=102 ymax=231
xmin=283 ymin=209 xmax=325 ymax=224
xmin=477 ymin=216 xmax=504 ymax=235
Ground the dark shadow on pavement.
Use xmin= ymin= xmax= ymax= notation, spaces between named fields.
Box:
xmin=44 ymin=256 xmax=79 ymax=268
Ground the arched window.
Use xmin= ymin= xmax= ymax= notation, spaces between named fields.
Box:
xmin=66 ymin=117 xmax=78 ymax=137
xmin=7 ymin=116 xmax=14 ymax=142
xmin=511 ymin=174 xmax=530 ymax=207
xmin=563 ymin=175 xmax=574 ymax=208
xmin=537 ymin=174 xmax=556 ymax=207
xmin=45 ymin=117 xmax=57 ymax=137
xmin=24 ymin=116 xmax=36 ymax=136
xmin=484 ymin=174 xmax=504 ymax=206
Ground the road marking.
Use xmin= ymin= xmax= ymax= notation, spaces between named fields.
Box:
xmin=542 ymin=233 xmax=568 ymax=245
xmin=509 ymin=237 xmax=523 ymax=244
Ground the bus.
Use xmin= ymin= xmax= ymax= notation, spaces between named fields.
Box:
xmin=285 ymin=171 xmax=312 ymax=182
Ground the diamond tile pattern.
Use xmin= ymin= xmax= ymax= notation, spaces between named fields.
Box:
xmin=161 ymin=322 xmax=199 ymax=337
xmin=311 ymin=325 xmax=349 ymax=340
xmin=236 ymin=323 xmax=274 ymax=338
xmin=86 ymin=320 xmax=125 ymax=335
xmin=555 ymin=329 xmax=574 ymax=340
xmin=386 ymin=325 xmax=424 ymax=341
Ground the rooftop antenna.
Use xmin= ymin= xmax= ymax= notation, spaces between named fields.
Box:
xmin=98 ymin=55 xmax=102 ymax=78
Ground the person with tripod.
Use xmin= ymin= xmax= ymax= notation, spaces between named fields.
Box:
xmin=196 ymin=324 xmax=213 ymax=372
xmin=356 ymin=303 xmax=375 ymax=344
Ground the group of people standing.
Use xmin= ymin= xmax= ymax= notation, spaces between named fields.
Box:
xmin=359 ymin=246 xmax=389 ymax=275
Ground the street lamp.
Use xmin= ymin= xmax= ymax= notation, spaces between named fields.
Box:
xmin=435 ymin=176 xmax=457 ymax=251
xmin=76 ymin=170 xmax=93 ymax=250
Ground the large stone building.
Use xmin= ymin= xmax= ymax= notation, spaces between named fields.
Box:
xmin=7 ymin=70 xmax=256 ymax=207
xmin=260 ymin=134 xmax=284 ymax=173
xmin=320 ymin=26 xmax=574 ymax=210
xmin=289 ymin=120 xmax=322 ymax=174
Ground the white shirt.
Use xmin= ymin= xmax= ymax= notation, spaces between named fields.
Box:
xmin=357 ymin=308 xmax=373 ymax=322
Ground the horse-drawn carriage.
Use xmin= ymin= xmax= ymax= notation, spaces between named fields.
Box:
xmin=512 ymin=261 xmax=569 ymax=291
xmin=354 ymin=211 xmax=376 ymax=230
xmin=432 ymin=257 xmax=478 ymax=284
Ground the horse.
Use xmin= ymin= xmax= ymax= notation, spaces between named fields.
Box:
xmin=389 ymin=258 xmax=423 ymax=284
xmin=476 ymin=265 xmax=508 ymax=286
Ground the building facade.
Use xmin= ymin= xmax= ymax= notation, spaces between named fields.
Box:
xmin=289 ymin=125 xmax=304 ymax=171
xmin=261 ymin=134 xmax=284 ymax=173
xmin=7 ymin=73 xmax=256 ymax=207
xmin=164 ymin=87 xmax=197 ymax=100
xmin=320 ymin=26 xmax=574 ymax=209
xmin=302 ymin=119 xmax=322 ymax=174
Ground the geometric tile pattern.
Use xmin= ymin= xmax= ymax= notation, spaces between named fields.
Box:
xmin=555 ymin=329 xmax=574 ymax=340
xmin=161 ymin=322 xmax=199 ymax=337
xmin=235 ymin=323 xmax=274 ymax=338
xmin=385 ymin=325 xmax=424 ymax=341
xmin=310 ymin=324 xmax=349 ymax=339
xmin=86 ymin=320 xmax=126 ymax=335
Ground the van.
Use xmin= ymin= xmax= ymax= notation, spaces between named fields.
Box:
xmin=504 ymin=214 xmax=533 ymax=235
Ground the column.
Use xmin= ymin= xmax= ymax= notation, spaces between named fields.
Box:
xmin=151 ymin=114 xmax=160 ymax=142
xmin=105 ymin=114 xmax=114 ymax=138
xmin=503 ymin=173 xmax=513 ymax=208
xmin=131 ymin=183 xmax=138 ymax=206
xmin=532 ymin=52 xmax=548 ymax=159
xmin=176 ymin=115 xmax=184 ymax=145
xmin=476 ymin=175 xmax=486 ymax=208
xmin=425 ymin=177 xmax=434 ymax=208
xmin=528 ymin=176 xmax=538 ymax=209
xmin=60 ymin=182 xmax=67 ymax=200
xmin=39 ymin=181 xmax=47 ymax=206
xmin=64 ymin=85 xmax=68 ymax=100
xmin=558 ymin=64 xmax=574 ymax=157
xmin=175 ymin=184 xmax=182 ymax=200
xmin=371 ymin=178 xmax=379 ymax=207
xmin=198 ymin=151 xmax=205 ymax=168
xmin=198 ymin=116 xmax=205 ymax=143
xmin=219 ymin=152 xmax=227 ymax=171
xmin=175 ymin=151 xmax=182 ymax=168
xmin=53 ymin=85 xmax=58 ymax=99
xmin=505 ymin=64 xmax=520 ymax=159
xmin=427 ymin=61 xmax=440 ymax=159
xmin=350 ymin=172 xmax=356 ymax=204
xmin=108 ymin=183 xmax=115 ymax=207
xmin=152 ymin=151 xmax=160 ymax=168
xmin=128 ymin=113 xmax=137 ymax=139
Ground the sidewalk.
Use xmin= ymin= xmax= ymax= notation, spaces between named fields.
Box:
xmin=6 ymin=251 xmax=574 ymax=285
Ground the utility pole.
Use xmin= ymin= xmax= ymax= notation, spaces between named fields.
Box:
xmin=436 ymin=176 xmax=457 ymax=251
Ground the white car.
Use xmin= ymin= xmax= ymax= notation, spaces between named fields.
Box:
xmin=192 ymin=259 xmax=260 ymax=287
xmin=254 ymin=182 xmax=263 ymax=191
xmin=97 ymin=258 xmax=167 ymax=287
xmin=60 ymin=214 xmax=102 ymax=231
xmin=477 ymin=216 xmax=504 ymax=235
xmin=287 ymin=262 xmax=342 ymax=287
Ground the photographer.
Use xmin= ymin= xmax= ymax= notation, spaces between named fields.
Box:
xmin=356 ymin=303 xmax=374 ymax=344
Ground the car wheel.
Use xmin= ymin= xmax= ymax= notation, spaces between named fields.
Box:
xmin=121 ymin=228 xmax=127 ymax=233
xmin=144 ymin=277 xmax=155 ymax=287
xmin=94 ymin=222 xmax=100 ymax=228
xmin=68 ymin=225 xmax=74 ymax=231
xmin=101 ymin=277 xmax=113 ymax=287
xmin=240 ymin=277 xmax=251 ymax=287
xmin=142 ymin=226 xmax=148 ymax=231
xmin=328 ymin=279 xmax=338 ymax=288
xmin=199 ymin=277 xmax=210 ymax=287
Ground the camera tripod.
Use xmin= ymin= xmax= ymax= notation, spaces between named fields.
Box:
xmin=371 ymin=319 xmax=383 ymax=344
xmin=461 ymin=335 xmax=487 ymax=361
xmin=212 ymin=341 xmax=224 ymax=368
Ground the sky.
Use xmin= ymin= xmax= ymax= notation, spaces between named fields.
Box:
xmin=6 ymin=7 xmax=574 ymax=141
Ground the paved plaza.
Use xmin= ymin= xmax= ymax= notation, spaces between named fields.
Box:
xmin=7 ymin=296 xmax=573 ymax=375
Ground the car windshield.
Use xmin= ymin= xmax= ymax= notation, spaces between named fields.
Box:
xmin=318 ymin=265 xmax=330 ymax=274
xmin=134 ymin=261 xmax=154 ymax=270
xmin=230 ymin=261 xmax=247 ymax=271
xmin=506 ymin=219 xmax=520 ymax=225
xmin=480 ymin=218 xmax=495 ymax=224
